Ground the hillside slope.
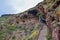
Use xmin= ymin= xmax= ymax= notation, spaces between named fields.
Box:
xmin=0 ymin=0 xmax=60 ymax=40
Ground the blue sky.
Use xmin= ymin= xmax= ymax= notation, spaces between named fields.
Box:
xmin=0 ymin=0 xmax=43 ymax=16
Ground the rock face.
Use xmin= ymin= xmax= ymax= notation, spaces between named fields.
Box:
xmin=0 ymin=0 xmax=60 ymax=40
xmin=52 ymin=26 xmax=60 ymax=40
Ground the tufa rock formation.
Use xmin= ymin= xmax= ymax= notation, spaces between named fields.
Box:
xmin=0 ymin=0 xmax=60 ymax=40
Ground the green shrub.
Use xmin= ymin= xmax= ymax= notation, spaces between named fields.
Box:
xmin=46 ymin=32 xmax=50 ymax=40
xmin=12 ymin=36 xmax=16 ymax=40
xmin=6 ymin=24 xmax=16 ymax=34
xmin=37 ymin=12 xmax=43 ymax=17
xmin=7 ymin=25 xmax=15 ymax=30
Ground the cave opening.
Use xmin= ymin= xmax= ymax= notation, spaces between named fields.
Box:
xmin=28 ymin=9 xmax=38 ymax=16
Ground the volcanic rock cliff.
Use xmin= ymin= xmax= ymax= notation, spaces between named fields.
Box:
xmin=0 ymin=0 xmax=60 ymax=40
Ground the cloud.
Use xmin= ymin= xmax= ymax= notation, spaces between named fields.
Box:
xmin=5 ymin=0 xmax=43 ymax=14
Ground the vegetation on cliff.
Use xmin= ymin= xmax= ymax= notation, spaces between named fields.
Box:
xmin=0 ymin=0 xmax=60 ymax=40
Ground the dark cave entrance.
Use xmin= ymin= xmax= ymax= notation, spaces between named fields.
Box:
xmin=28 ymin=9 xmax=38 ymax=16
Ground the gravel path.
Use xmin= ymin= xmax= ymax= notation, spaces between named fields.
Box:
xmin=38 ymin=25 xmax=47 ymax=40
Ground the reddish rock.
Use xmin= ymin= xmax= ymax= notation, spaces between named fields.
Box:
xmin=52 ymin=25 xmax=60 ymax=40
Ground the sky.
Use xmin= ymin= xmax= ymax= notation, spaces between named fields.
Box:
xmin=0 ymin=0 xmax=43 ymax=16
